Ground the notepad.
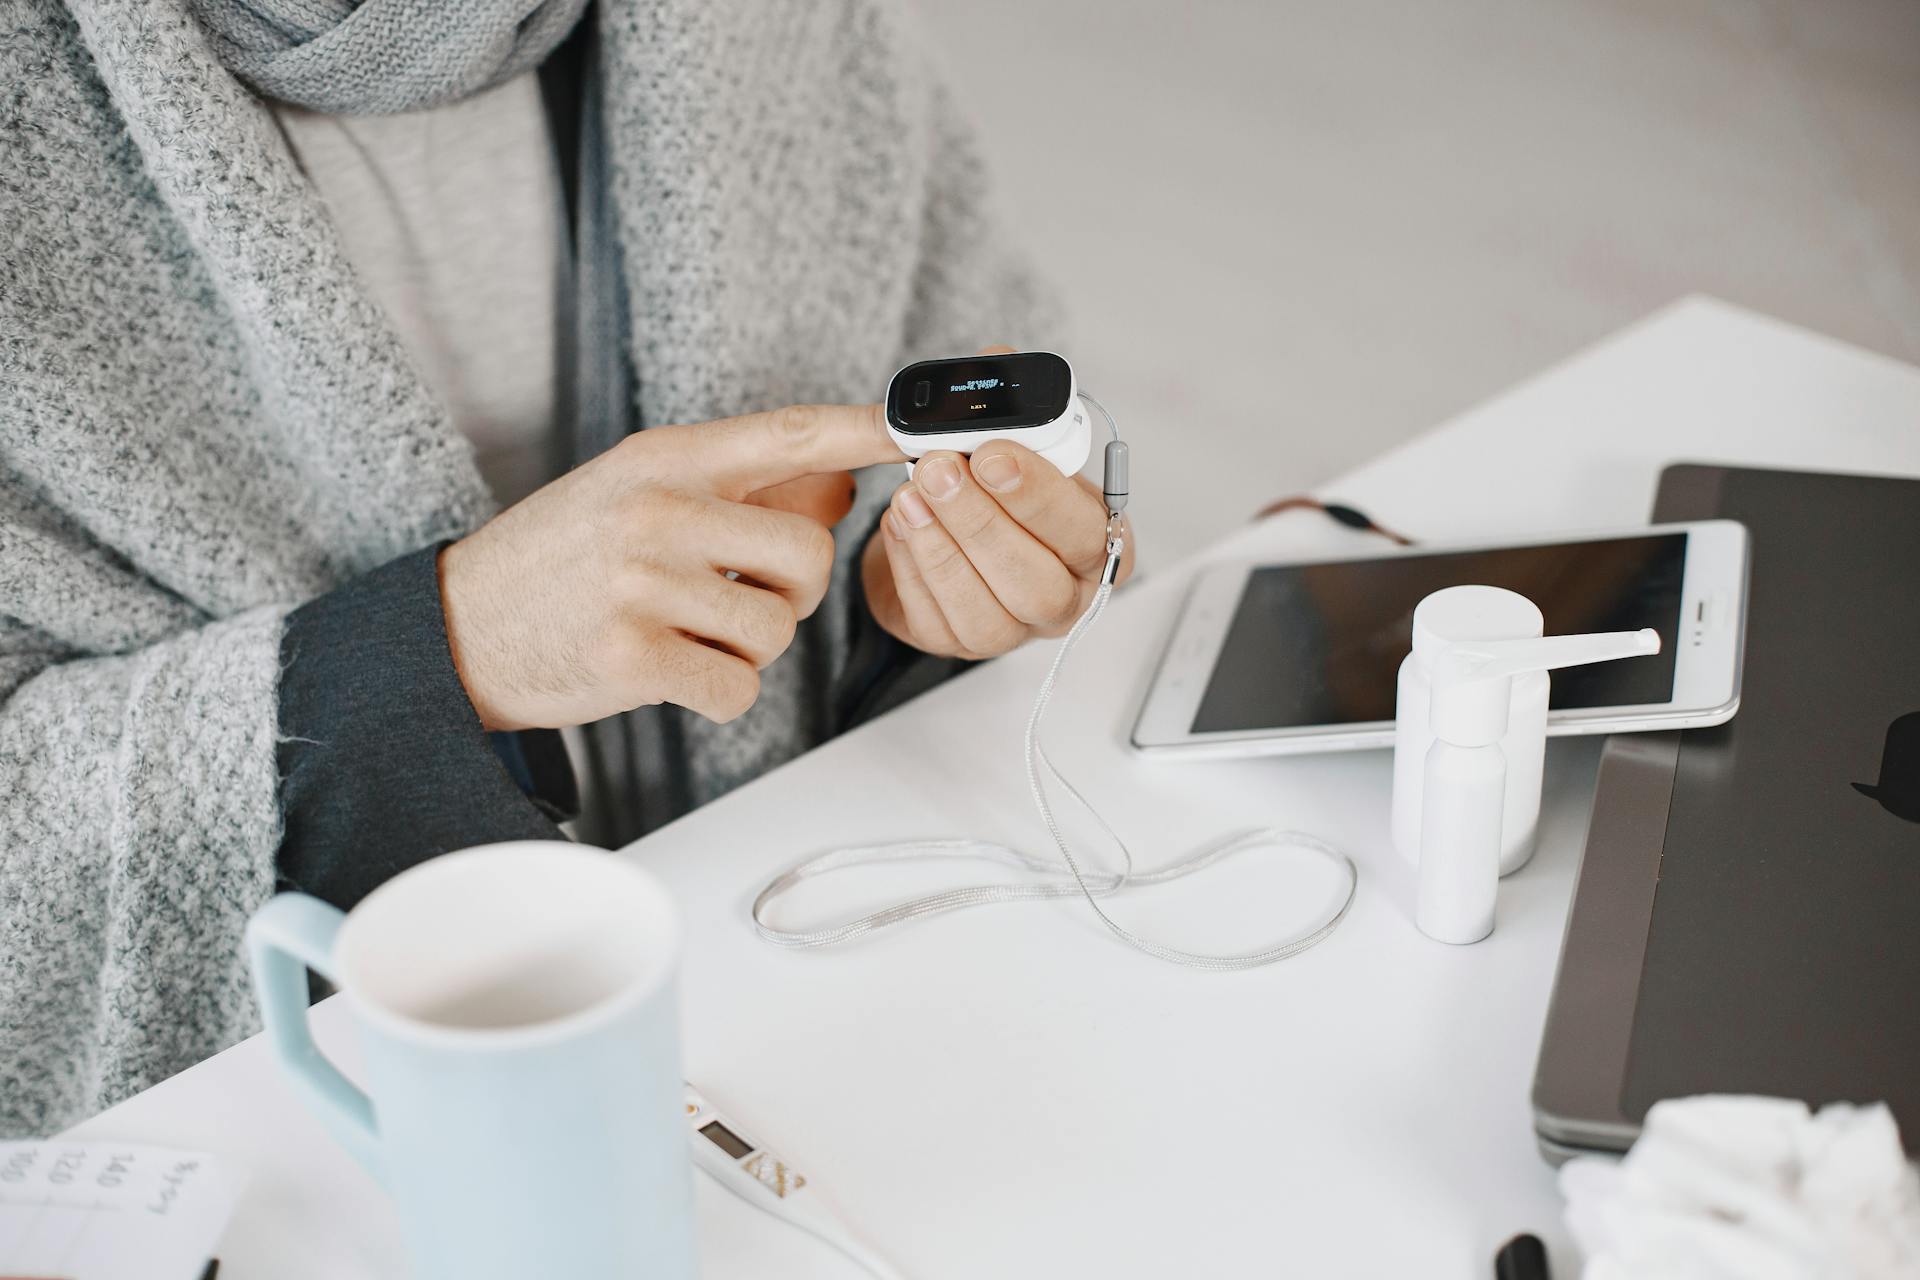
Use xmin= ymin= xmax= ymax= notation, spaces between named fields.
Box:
xmin=0 ymin=1143 xmax=239 ymax=1280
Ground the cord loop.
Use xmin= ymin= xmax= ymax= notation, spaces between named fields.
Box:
xmin=753 ymin=538 xmax=1359 ymax=971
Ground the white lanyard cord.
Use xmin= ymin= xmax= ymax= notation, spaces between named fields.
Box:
xmin=752 ymin=522 xmax=1360 ymax=972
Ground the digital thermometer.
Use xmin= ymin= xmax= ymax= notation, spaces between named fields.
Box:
xmin=684 ymin=1084 xmax=904 ymax=1279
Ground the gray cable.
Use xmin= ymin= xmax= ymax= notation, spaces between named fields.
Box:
xmin=752 ymin=396 xmax=1358 ymax=970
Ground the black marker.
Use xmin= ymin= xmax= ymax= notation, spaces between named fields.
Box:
xmin=1494 ymin=1233 xmax=1550 ymax=1280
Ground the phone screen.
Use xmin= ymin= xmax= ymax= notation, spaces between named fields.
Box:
xmin=1191 ymin=533 xmax=1688 ymax=733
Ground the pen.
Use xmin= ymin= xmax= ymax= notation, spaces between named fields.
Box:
xmin=1494 ymin=1233 xmax=1549 ymax=1280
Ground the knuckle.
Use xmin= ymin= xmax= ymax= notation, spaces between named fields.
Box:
xmin=914 ymin=535 xmax=969 ymax=579
xmin=1023 ymin=577 xmax=1081 ymax=629
xmin=771 ymin=404 xmax=823 ymax=450
xmin=622 ymin=424 xmax=692 ymax=477
xmin=613 ymin=555 xmax=680 ymax=618
xmin=610 ymin=429 xmax=656 ymax=465
xmin=744 ymin=593 xmax=798 ymax=660
xmin=952 ymin=609 xmax=1025 ymax=657
xmin=701 ymin=580 xmax=792 ymax=664
xmin=944 ymin=500 xmax=999 ymax=544
xmin=771 ymin=601 xmax=799 ymax=651
xmin=616 ymin=628 xmax=674 ymax=703
xmin=915 ymin=622 xmax=963 ymax=657
xmin=708 ymin=661 xmax=760 ymax=722
xmin=626 ymin=485 xmax=696 ymax=538
xmin=1040 ymin=583 xmax=1093 ymax=635
xmin=1067 ymin=539 xmax=1112 ymax=580
xmin=798 ymin=519 xmax=837 ymax=582
xmin=976 ymin=618 xmax=1028 ymax=657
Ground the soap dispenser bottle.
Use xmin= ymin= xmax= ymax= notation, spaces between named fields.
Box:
xmin=1414 ymin=624 xmax=1661 ymax=945
xmin=1393 ymin=586 xmax=1549 ymax=876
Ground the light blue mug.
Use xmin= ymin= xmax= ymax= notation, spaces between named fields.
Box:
xmin=247 ymin=841 xmax=698 ymax=1279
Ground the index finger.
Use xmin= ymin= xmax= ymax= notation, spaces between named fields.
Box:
xmin=666 ymin=403 xmax=905 ymax=499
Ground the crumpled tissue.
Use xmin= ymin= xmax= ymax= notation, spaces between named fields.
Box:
xmin=1560 ymin=1095 xmax=1920 ymax=1279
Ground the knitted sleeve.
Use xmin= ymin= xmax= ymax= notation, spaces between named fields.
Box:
xmin=276 ymin=545 xmax=576 ymax=911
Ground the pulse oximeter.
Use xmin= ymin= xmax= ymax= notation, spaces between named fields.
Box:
xmin=884 ymin=351 xmax=1093 ymax=476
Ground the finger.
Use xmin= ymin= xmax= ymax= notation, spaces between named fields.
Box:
xmin=908 ymin=451 xmax=1081 ymax=629
xmin=1033 ymin=575 xmax=1101 ymax=640
xmin=977 ymin=343 xmax=1016 ymax=355
xmin=671 ymin=573 xmax=798 ymax=670
xmin=747 ymin=471 xmax=858 ymax=526
xmin=893 ymin=483 xmax=1028 ymax=657
xmin=643 ymin=632 xmax=761 ymax=723
xmin=676 ymin=498 xmax=839 ymax=619
xmin=877 ymin=508 xmax=968 ymax=657
xmin=659 ymin=403 xmax=904 ymax=499
xmin=966 ymin=440 xmax=1116 ymax=581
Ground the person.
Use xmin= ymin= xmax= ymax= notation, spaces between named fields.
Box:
xmin=0 ymin=0 xmax=1135 ymax=1136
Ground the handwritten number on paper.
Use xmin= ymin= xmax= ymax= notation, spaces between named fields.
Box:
xmin=0 ymin=1148 xmax=35 ymax=1183
xmin=49 ymin=1150 xmax=86 ymax=1185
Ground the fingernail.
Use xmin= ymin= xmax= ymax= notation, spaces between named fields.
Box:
xmin=975 ymin=452 xmax=1021 ymax=492
xmin=897 ymin=488 xmax=934 ymax=529
xmin=918 ymin=456 xmax=962 ymax=501
xmin=883 ymin=509 xmax=906 ymax=540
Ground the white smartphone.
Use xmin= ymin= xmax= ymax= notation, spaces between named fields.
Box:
xmin=1132 ymin=520 xmax=1748 ymax=758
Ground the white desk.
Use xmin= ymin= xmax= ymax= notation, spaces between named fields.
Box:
xmin=67 ymin=298 xmax=1920 ymax=1278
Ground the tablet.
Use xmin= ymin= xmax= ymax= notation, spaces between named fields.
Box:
xmin=1131 ymin=521 xmax=1748 ymax=757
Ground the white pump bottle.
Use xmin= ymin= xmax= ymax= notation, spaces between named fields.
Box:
xmin=1403 ymin=594 xmax=1660 ymax=945
xmin=1393 ymin=586 xmax=1550 ymax=875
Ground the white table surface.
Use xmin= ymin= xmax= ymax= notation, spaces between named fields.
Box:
xmin=66 ymin=297 xmax=1920 ymax=1278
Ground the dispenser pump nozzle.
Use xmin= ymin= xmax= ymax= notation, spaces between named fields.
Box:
xmin=1430 ymin=628 xmax=1661 ymax=747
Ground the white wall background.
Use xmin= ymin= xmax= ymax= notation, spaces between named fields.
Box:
xmin=917 ymin=0 xmax=1920 ymax=567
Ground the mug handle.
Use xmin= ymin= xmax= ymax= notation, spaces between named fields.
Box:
xmin=246 ymin=893 xmax=382 ymax=1179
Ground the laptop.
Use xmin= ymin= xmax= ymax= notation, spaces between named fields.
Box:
xmin=1532 ymin=464 xmax=1920 ymax=1161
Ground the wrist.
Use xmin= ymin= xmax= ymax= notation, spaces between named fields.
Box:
xmin=437 ymin=539 xmax=513 ymax=731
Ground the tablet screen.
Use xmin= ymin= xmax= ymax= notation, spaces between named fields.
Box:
xmin=1191 ymin=534 xmax=1687 ymax=733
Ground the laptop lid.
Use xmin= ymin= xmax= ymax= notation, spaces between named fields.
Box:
xmin=1533 ymin=464 xmax=1920 ymax=1158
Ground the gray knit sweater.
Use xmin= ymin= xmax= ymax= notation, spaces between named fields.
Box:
xmin=0 ymin=0 xmax=1049 ymax=1135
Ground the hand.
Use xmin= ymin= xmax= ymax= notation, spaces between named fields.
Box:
xmin=862 ymin=440 xmax=1136 ymax=660
xmin=440 ymin=405 xmax=903 ymax=729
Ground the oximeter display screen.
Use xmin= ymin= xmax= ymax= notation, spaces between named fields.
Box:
xmin=1192 ymin=533 xmax=1688 ymax=733
xmin=886 ymin=352 xmax=1071 ymax=435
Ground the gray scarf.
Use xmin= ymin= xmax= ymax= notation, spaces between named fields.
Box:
xmin=189 ymin=0 xmax=589 ymax=115
xmin=189 ymin=0 xmax=689 ymax=836
xmin=190 ymin=1 xmax=632 ymax=457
